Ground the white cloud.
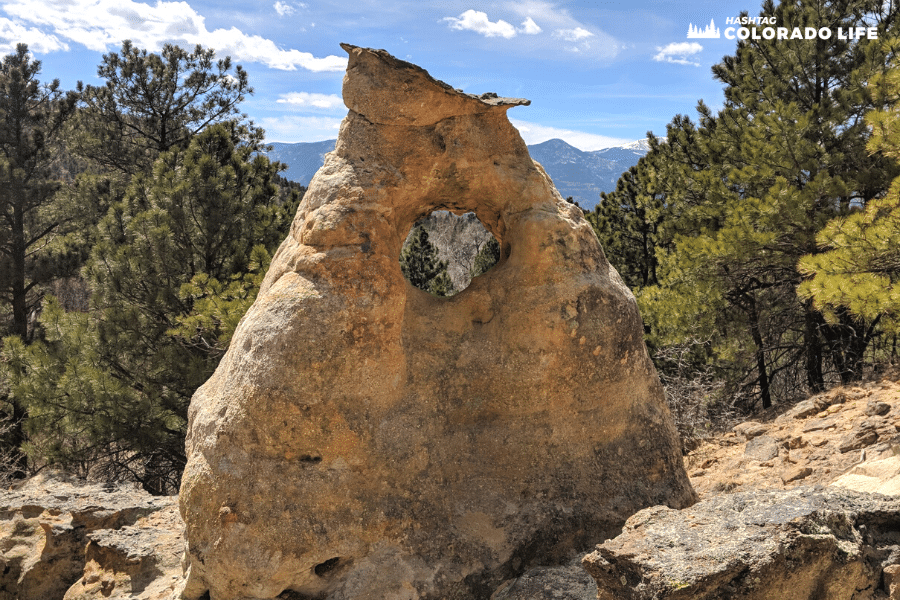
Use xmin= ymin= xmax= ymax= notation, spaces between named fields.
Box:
xmin=0 ymin=17 xmax=68 ymax=53
xmin=259 ymin=115 xmax=343 ymax=143
xmin=504 ymin=1 xmax=573 ymax=28
xmin=0 ymin=0 xmax=346 ymax=71
xmin=510 ymin=119 xmax=632 ymax=151
xmin=443 ymin=10 xmax=544 ymax=39
xmin=444 ymin=10 xmax=517 ymax=39
xmin=273 ymin=1 xmax=294 ymax=16
xmin=519 ymin=17 xmax=541 ymax=34
xmin=277 ymin=91 xmax=343 ymax=109
xmin=553 ymin=27 xmax=593 ymax=42
xmin=653 ymin=42 xmax=703 ymax=67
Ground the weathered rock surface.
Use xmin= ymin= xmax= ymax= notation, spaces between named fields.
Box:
xmin=179 ymin=44 xmax=695 ymax=600
xmin=583 ymin=486 xmax=900 ymax=600
xmin=0 ymin=472 xmax=178 ymax=600
xmin=489 ymin=556 xmax=596 ymax=600
xmin=833 ymin=456 xmax=900 ymax=497
xmin=63 ymin=503 xmax=184 ymax=600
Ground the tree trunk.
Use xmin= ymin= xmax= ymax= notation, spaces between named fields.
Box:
xmin=804 ymin=306 xmax=825 ymax=394
xmin=11 ymin=194 xmax=27 ymax=340
xmin=747 ymin=294 xmax=772 ymax=409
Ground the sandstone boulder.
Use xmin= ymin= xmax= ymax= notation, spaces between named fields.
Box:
xmin=583 ymin=487 xmax=900 ymax=600
xmin=180 ymin=44 xmax=695 ymax=600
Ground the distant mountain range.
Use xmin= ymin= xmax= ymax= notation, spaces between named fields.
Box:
xmin=265 ymin=137 xmax=650 ymax=211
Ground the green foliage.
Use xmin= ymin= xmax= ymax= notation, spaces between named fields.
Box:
xmin=4 ymin=124 xmax=295 ymax=492
xmin=74 ymin=40 xmax=255 ymax=175
xmin=470 ymin=236 xmax=500 ymax=279
xmin=597 ymin=0 xmax=899 ymax=408
xmin=588 ymin=145 xmax=670 ymax=290
xmin=170 ymin=244 xmax=272 ymax=354
xmin=400 ymin=225 xmax=455 ymax=297
xmin=0 ymin=44 xmax=78 ymax=340
xmin=799 ymin=41 xmax=900 ymax=333
xmin=0 ymin=44 xmax=78 ymax=477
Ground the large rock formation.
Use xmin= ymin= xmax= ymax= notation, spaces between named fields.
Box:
xmin=179 ymin=44 xmax=695 ymax=600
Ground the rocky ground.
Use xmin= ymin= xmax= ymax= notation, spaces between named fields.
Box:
xmin=686 ymin=377 xmax=900 ymax=497
xmin=5 ymin=374 xmax=900 ymax=599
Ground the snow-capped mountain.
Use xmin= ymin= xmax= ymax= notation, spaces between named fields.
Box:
xmin=266 ymin=137 xmax=649 ymax=211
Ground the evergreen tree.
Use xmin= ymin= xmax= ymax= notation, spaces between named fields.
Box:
xmin=74 ymin=41 xmax=254 ymax=176
xmin=470 ymin=236 xmax=500 ymax=279
xmin=3 ymin=124 xmax=296 ymax=492
xmin=799 ymin=43 xmax=900 ymax=338
xmin=588 ymin=144 xmax=671 ymax=290
xmin=400 ymin=225 xmax=455 ymax=297
xmin=0 ymin=44 xmax=77 ymax=340
xmin=623 ymin=0 xmax=898 ymax=408
xmin=0 ymin=44 xmax=77 ymax=477
xmin=58 ymin=41 xmax=261 ymax=266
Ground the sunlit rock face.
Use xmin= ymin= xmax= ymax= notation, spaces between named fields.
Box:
xmin=179 ymin=44 xmax=696 ymax=600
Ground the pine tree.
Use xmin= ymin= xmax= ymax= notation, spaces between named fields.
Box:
xmin=633 ymin=0 xmax=899 ymax=408
xmin=0 ymin=44 xmax=77 ymax=477
xmin=58 ymin=41 xmax=261 ymax=267
xmin=400 ymin=225 xmax=455 ymax=297
xmin=74 ymin=40 xmax=254 ymax=176
xmin=799 ymin=42 xmax=900 ymax=339
xmin=588 ymin=143 xmax=671 ymax=290
xmin=4 ymin=124 xmax=296 ymax=492
xmin=0 ymin=44 xmax=77 ymax=340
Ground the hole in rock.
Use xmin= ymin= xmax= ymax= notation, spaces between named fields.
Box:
xmin=314 ymin=556 xmax=341 ymax=576
xmin=399 ymin=211 xmax=500 ymax=297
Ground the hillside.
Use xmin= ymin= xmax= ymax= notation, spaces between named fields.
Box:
xmin=266 ymin=137 xmax=648 ymax=210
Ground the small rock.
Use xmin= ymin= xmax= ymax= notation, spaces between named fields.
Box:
xmin=784 ymin=435 xmax=807 ymax=449
xmin=791 ymin=399 xmax=825 ymax=419
xmin=490 ymin=560 xmax=597 ymax=600
xmin=838 ymin=427 xmax=879 ymax=453
xmin=745 ymin=436 xmax=779 ymax=462
xmin=832 ymin=455 xmax=900 ymax=496
xmin=733 ymin=422 xmax=768 ymax=440
xmin=803 ymin=417 xmax=838 ymax=433
xmin=781 ymin=467 xmax=813 ymax=484
xmin=865 ymin=401 xmax=892 ymax=417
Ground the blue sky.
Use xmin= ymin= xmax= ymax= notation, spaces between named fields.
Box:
xmin=2 ymin=0 xmax=760 ymax=150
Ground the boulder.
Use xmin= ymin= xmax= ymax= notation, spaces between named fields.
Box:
xmin=583 ymin=487 xmax=900 ymax=599
xmin=180 ymin=44 xmax=695 ymax=600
